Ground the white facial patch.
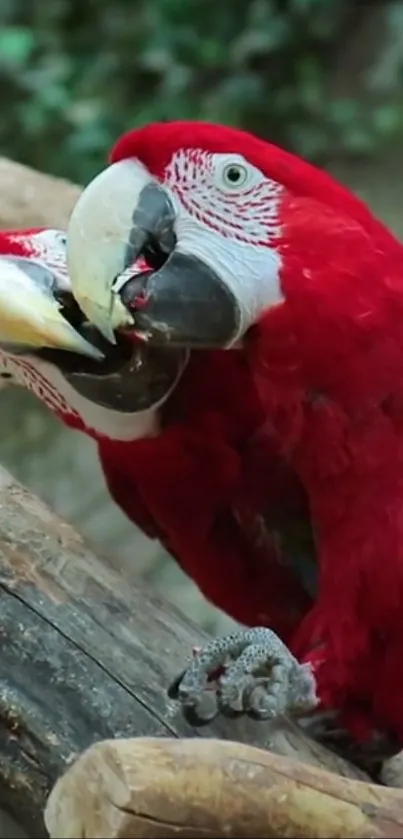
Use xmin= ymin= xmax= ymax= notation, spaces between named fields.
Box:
xmin=10 ymin=229 xmax=70 ymax=289
xmin=164 ymin=149 xmax=285 ymax=340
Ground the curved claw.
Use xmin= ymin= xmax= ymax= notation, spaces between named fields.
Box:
xmin=169 ymin=627 xmax=318 ymax=725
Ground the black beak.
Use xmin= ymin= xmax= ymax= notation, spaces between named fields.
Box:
xmin=56 ymin=338 xmax=189 ymax=413
xmin=116 ymin=183 xmax=242 ymax=348
xmin=119 ymin=254 xmax=242 ymax=348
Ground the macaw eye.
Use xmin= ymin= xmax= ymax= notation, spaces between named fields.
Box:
xmin=57 ymin=233 xmax=67 ymax=246
xmin=221 ymin=163 xmax=249 ymax=188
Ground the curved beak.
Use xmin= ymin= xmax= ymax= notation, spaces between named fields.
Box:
xmin=0 ymin=255 xmax=103 ymax=359
xmin=67 ymin=159 xmax=242 ymax=348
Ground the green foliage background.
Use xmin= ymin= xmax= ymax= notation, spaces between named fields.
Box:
xmin=1 ymin=0 xmax=403 ymax=185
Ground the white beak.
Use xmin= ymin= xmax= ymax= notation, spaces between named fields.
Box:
xmin=0 ymin=255 xmax=103 ymax=359
xmin=67 ymin=159 xmax=156 ymax=343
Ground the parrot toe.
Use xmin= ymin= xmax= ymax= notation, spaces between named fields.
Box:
xmin=168 ymin=627 xmax=318 ymax=725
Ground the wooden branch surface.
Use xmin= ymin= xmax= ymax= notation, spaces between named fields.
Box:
xmin=45 ymin=736 xmax=403 ymax=838
xmin=0 ymin=463 xmax=370 ymax=836
xmin=0 ymin=157 xmax=80 ymax=229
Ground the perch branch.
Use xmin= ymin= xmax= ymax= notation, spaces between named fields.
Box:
xmin=45 ymin=736 xmax=403 ymax=838
xmin=0 ymin=464 xmax=370 ymax=836
xmin=0 ymin=156 xmax=80 ymax=229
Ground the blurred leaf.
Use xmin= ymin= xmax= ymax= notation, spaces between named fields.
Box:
xmin=0 ymin=0 xmax=402 ymax=181
xmin=0 ymin=26 xmax=34 ymax=69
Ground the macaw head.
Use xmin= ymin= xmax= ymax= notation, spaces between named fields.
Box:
xmin=0 ymin=227 xmax=104 ymax=359
xmin=65 ymin=121 xmax=402 ymax=353
xmin=0 ymin=228 xmax=187 ymax=432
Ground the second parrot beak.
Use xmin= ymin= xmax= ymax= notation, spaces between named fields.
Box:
xmin=0 ymin=255 xmax=104 ymax=359
xmin=67 ymin=159 xmax=243 ymax=348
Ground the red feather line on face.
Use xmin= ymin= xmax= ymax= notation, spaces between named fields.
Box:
xmin=110 ymin=121 xmax=403 ymax=257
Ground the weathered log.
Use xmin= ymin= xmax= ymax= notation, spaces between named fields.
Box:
xmin=45 ymin=737 xmax=403 ymax=839
xmin=0 ymin=464 xmax=371 ymax=837
xmin=0 ymin=157 xmax=80 ymax=229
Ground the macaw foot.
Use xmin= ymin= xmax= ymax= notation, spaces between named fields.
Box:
xmin=168 ymin=627 xmax=318 ymax=725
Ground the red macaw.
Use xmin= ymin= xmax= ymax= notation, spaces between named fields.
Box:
xmin=64 ymin=120 xmax=403 ymax=751
xmin=0 ymin=226 xmax=315 ymax=654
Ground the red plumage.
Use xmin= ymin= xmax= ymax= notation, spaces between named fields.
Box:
xmin=110 ymin=120 xmax=403 ymax=744
xmin=0 ymin=228 xmax=311 ymax=644
xmin=98 ymin=348 xmax=312 ymax=640
xmin=248 ymin=193 xmax=403 ymax=740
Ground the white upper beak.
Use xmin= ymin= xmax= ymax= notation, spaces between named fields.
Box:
xmin=67 ymin=159 xmax=156 ymax=343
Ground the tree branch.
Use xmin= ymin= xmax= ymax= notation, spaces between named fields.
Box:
xmin=0 ymin=157 xmax=80 ymax=229
xmin=0 ymin=463 xmax=370 ymax=837
xmin=45 ymin=736 xmax=403 ymax=838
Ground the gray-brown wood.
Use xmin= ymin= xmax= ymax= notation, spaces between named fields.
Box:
xmin=0 ymin=157 xmax=80 ymax=229
xmin=0 ymin=465 xmax=370 ymax=836
xmin=45 ymin=737 xmax=403 ymax=839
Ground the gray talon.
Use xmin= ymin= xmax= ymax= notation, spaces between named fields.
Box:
xmin=172 ymin=627 xmax=318 ymax=723
xmin=185 ymin=691 xmax=218 ymax=723
xmin=244 ymin=682 xmax=276 ymax=718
